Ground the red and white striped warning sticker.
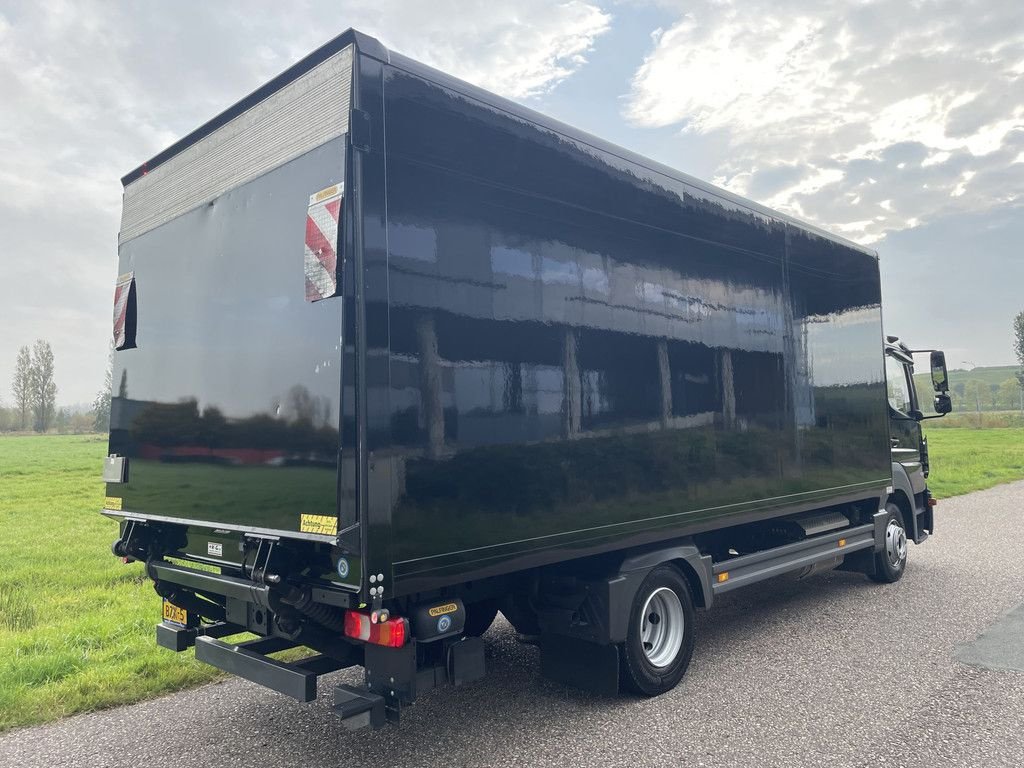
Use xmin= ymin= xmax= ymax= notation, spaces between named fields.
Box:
xmin=304 ymin=184 xmax=343 ymax=302
xmin=112 ymin=271 xmax=134 ymax=349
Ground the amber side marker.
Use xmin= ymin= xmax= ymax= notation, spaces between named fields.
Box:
xmin=838 ymin=538 xmax=846 ymax=548
xmin=717 ymin=572 xmax=729 ymax=583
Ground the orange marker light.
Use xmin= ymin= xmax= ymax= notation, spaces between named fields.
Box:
xmin=717 ymin=572 xmax=729 ymax=583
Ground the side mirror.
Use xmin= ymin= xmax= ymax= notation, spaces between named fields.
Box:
xmin=933 ymin=393 xmax=952 ymax=415
xmin=930 ymin=351 xmax=949 ymax=393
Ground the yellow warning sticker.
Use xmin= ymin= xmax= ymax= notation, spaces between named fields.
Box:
xmin=300 ymin=514 xmax=337 ymax=535
xmin=428 ymin=603 xmax=459 ymax=617
xmin=104 ymin=496 xmax=123 ymax=511
xmin=309 ymin=183 xmax=343 ymax=205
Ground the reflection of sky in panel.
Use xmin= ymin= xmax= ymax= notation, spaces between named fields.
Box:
xmin=636 ymin=274 xmax=783 ymax=333
xmin=490 ymin=245 xmax=533 ymax=277
xmin=389 ymin=222 xmax=437 ymax=262
xmin=492 ymin=244 xmax=610 ymax=295
xmin=541 ymin=256 xmax=577 ymax=284
xmin=803 ymin=306 xmax=884 ymax=387
xmin=582 ymin=266 xmax=609 ymax=294
xmin=486 ymin=238 xmax=789 ymax=351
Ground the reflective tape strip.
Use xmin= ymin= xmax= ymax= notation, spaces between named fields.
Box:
xmin=304 ymin=191 xmax=342 ymax=301
xmin=112 ymin=272 xmax=133 ymax=348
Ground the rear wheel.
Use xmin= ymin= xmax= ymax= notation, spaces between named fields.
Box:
xmin=500 ymin=593 xmax=541 ymax=638
xmin=870 ymin=503 xmax=908 ymax=583
xmin=620 ymin=565 xmax=695 ymax=696
xmin=463 ymin=599 xmax=499 ymax=637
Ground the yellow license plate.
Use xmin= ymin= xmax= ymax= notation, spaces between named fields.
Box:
xmin=162 ymin=600 xmax=188 ymax=626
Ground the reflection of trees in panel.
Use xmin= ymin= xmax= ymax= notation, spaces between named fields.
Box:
xmin=275 ymin=384 xmax=333 ymax=428
xmin=123 ymin=387 xmax=339 ymax=458
xmin=562 ymin=328 xmax=581 ymax=438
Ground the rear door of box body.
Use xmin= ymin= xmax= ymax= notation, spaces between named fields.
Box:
xmin=106 ymin=45 xmax=355 ymax=547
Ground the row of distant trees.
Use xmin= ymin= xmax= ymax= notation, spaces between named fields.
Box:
xmin=949 ymin=378 xmax=1024 ymax=412
xmin=0 ymin=341 xmax=111 ymax=434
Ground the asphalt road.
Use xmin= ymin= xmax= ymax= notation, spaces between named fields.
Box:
xmin=3 ymin=481 xmax=1023 ymax=768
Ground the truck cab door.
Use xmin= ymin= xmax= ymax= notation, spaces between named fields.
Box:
xmin=885 ymin=351 xmax=926 ymax=494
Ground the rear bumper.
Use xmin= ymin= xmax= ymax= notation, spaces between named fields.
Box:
xmin=148 ymin=559 xmax=273 ymax=604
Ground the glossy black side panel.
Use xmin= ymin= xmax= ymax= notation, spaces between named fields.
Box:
xmin=370 ymin=66 xmax=889 ymax=593
xmin=108 ymin=140 xmax=345 ymax=535
xmin=351 ymin=53 xmax=396 ymax=590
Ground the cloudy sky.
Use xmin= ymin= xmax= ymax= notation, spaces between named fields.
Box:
xmin=1 ymin=0 xmax=1022 ymax=405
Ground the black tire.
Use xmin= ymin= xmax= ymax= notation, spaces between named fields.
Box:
xmin=870 ymin=502 xmax=908 ymax=583
xmin=500 ymin=593 xmax=541 ymax=637
xmin=463 ymin=599 xmax=499 ymax=637
xmin=620 ymin=565 xmax=695 ymax=697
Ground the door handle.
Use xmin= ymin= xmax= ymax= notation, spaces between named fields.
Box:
xmin=890 ymin=438 xmax=900 ymax=447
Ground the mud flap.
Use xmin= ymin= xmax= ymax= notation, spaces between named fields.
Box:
xmin=540 ymin=634 xmax=619 ymax=696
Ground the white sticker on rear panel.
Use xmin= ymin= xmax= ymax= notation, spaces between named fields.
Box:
xmin=304 ymin=184 xmax=343 ymax=302
xmin=207 ymin=542 xmax=223 ymax=557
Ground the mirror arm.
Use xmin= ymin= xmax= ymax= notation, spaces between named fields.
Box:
xmin=890 ymin=411 xmax=918 ymax=422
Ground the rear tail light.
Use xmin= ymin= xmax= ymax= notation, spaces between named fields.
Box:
xmin=344 ymin=610 xmax=408 ymax=647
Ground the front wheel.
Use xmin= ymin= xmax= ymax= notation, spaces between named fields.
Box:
xmin=620 ymin=565 xmax=695 ymax=696
xmin=870 ymin=503 xmax=908 ymax=583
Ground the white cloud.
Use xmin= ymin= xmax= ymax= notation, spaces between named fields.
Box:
xmin=346 ymin=1 xmax=612 ymax=99
xmin=624 ymin=0 xmax=1024 ymax=243
xmin=0 ymin=1 xmax=610 ymax=404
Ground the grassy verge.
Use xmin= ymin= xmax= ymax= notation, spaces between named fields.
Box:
xmin=924 ymin=427 xmax=1024 ymax=498
xmin=1 ymin=428 xmax=1023 ymax=733
xmin=0 ymin=435 xmax=222 ymax=733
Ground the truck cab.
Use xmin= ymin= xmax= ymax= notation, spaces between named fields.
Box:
xmin=884 ymin=336 xmax=953 ymax=544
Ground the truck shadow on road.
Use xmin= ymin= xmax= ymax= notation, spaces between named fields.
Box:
xmin=204 ymin=568 xmax=892 ymax=764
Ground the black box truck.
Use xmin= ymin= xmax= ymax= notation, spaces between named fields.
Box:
xmin=103 ymin=29 xmax=953 ymax=728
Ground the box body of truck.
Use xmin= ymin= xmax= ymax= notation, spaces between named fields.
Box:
xmin=104 ymin=29 xmax=922 ymax=721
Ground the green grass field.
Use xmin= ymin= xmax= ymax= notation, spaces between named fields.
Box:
xmin=1 ymin=429 xmax=1023 ymax=733
xmin=0 ymin=436 xmax=222 ymax=733
xmin=924 ymin=427 xmax=1024 ymax=497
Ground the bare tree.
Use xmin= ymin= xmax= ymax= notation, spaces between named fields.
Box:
xmin=12 ymin=346 xmax=32 ymax=430
xmin=29 ymin=340 xmax=57 ymax=432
